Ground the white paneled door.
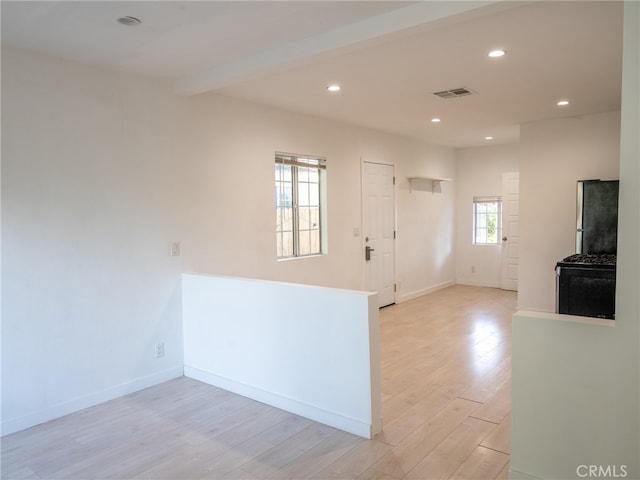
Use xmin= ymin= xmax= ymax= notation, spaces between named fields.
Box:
xmin=363 ymin=161 xmax=396 ymax=307
xmin=501 ymin=172 xmax=520 ymax=291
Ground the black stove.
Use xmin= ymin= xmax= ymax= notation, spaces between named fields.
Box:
xmin=555 ymin=180 xmax=618 ymax=320
xmin=556 ymin=254 xmax=616 ymax=319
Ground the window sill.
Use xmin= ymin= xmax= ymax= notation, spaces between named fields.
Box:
xmin=277 ymin=253 xmax=326 ymax=262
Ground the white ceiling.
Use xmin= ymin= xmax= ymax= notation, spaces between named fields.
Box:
xmin=1 ymin=1 xmax=623 ymax=148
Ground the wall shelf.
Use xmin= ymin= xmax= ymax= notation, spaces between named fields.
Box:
xmin=408 ymin=176 xmax=452 ymax=193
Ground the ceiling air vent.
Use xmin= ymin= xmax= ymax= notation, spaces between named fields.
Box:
xmin=433 ymin=87 xmax=475 ymax=99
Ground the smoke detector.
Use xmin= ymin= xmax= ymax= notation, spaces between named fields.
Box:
xmin=433 ymin=87 xmax=475 ymax=99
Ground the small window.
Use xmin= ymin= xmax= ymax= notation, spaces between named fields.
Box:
xmin=275 ymin=152 xmax=326 ymax=258
xmin=473 ymin=196 xmax=502 ymax=245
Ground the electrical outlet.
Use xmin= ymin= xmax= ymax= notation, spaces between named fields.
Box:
xmin=155 ymin=342 xmax=165 ymax=358
xmin=471 ymin=265 xmax=476 ymax=274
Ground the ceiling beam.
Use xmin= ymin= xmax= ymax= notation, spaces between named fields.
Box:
xmin=173 ymin=1 xmax=514 ymax=96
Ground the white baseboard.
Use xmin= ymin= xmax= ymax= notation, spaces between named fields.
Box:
xmin=397 ymin=280 xmax=455 ymax=304
xmin=1 ymin=366 xmax=184 ymax=436
xmin=184 ymin=365 xmax=374 ymax=439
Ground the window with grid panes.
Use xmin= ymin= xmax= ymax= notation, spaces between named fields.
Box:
xmin=275 ymin=153 xmax=326 ymax=258
xmin=473 ymin=196 xmax=502 ymax=245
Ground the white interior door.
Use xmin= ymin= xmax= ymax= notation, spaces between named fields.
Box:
xmin=501 ymin=172 xmax=520 ymax=291
xmin=363 ymin=161 xmax=396 ymax=307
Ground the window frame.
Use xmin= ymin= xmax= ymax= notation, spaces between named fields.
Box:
xmin=275 ymin=152 xmax=326 ymax=259
xmin=472 ymin=196 xmax=502 ymax=245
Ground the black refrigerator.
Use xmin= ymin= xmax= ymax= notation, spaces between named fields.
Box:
xmin=556 ymin=180 xmax=618 ymax=319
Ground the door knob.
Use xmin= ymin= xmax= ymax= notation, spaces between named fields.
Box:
xmin=502 ymin=236 xmax=508 ymax=241
xmin=365 ymin=245 xmax=375 ymax=261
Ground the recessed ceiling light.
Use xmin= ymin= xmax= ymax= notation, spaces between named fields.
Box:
xmin=431 ymin=117 xmax=441 ymax=123
xmin=557 ymin=99 xmax=570 ymax=107
xmin=485 ymin=136 xmax=494 ymax=141
xmin=117 ymin=16 xmax=141 ymax=26
xmin=488 ymin=49 xmax=506 ymax=58
xmin=327 ymin=85 xmax=341 ymax=92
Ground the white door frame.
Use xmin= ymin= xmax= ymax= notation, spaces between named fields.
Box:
xmin=361 ymin=160 xmax=397 ymax=307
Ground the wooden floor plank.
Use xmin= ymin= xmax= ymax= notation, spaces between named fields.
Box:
xmin=404 ymin=417 xmax=497 ymax=480
xmin=471 ymin=379 xmax=512 ymax=424
xmin=375 ymin=382 xmax=466 ymax=447
xmin=458 ymin=358 xmax=511 ymax=404
xmin=480 ymin=413 xmax=511 ymax=455
xmin=370 ymin=397 xmax=481 ymax=479
xmin=230 ymin=422 xmax=337 ymax=479
xmin=496 ymin=461 xmax=511 ymax=480
xmin=449 ymin=445 xmax=510 ymax=480
xmin=310 ymin=438 xmax=391 ymax=479
xmin=266 ymin=430 xmax=362 ymax=479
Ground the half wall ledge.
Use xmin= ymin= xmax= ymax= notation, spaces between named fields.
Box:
xmin=181 ymin=273 xmax=382 ymax=439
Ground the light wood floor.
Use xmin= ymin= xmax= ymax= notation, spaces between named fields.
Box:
xmin=1 ymin=285 xmax=516 ymax=480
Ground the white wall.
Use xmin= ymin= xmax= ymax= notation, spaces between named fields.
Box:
xmin=183 ymin=92 xmax=457 ymax=299
xmin=455 ymin=144 xmax=520 ymax=288
xmin=1 ymin=48 xmax=457 ymax=434
xmin=510 ymin=3 xmax=639 ymax=478
xmin=182 ymin=273 xmax=380 ymax=439
xmin=1 ymin=50 xmax=187 ymax=434
xmin=518 ymin=110 xmax=621 ymax=312
xmin=395 ymin=148 xmax=457 ymax=301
